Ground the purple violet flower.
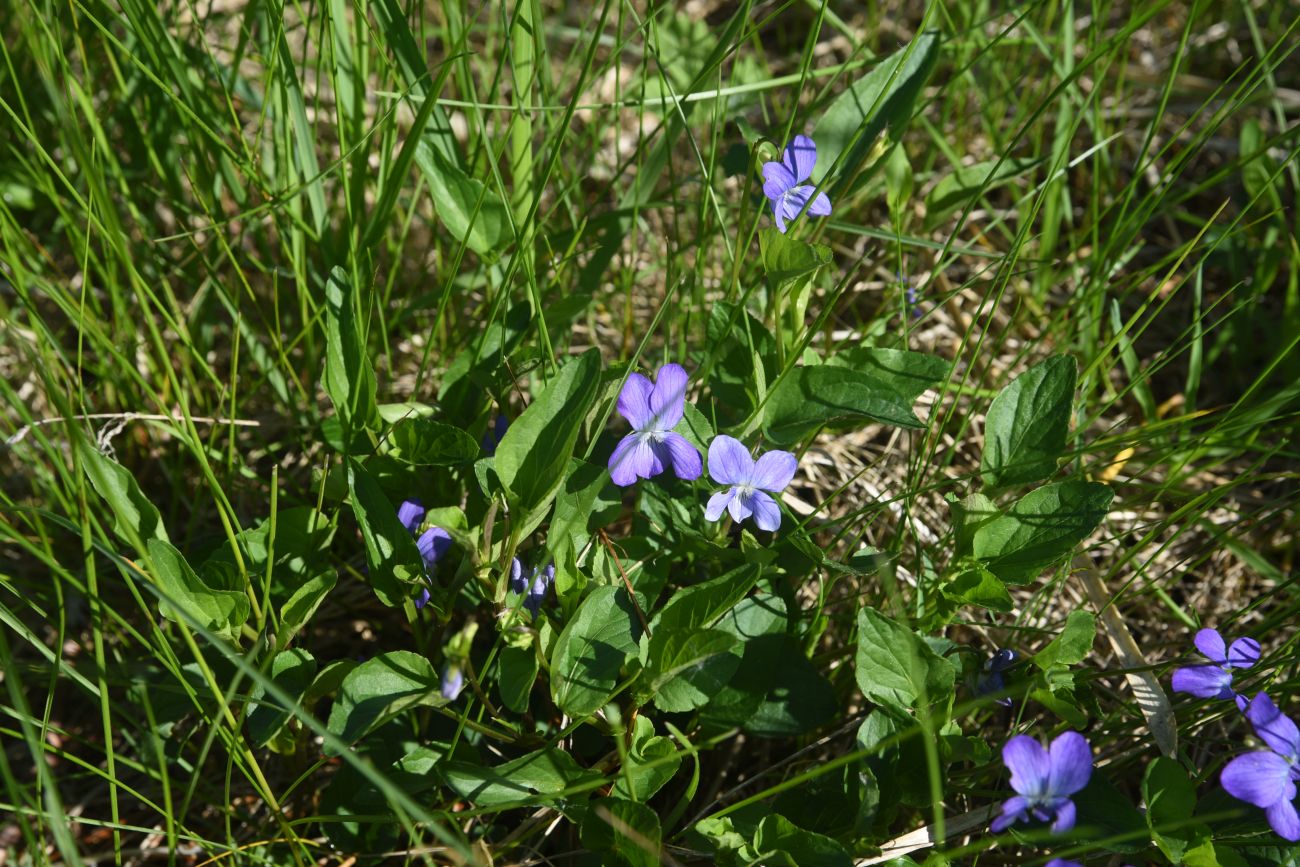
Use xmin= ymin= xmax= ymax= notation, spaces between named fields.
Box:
xmin=414 ymin=586 xmax=431 ymax=610
xmin=417 ymin=526 xmax=453 ymax=571
xmin=991 ymin=730 xmax=1093 ymax=834
xmin=397 ymin=498 xmax=426 ymax=534
xmin=761 ymin=134 xmax=832 ymax=233
xmin=703 ymin=435 xmax=797 ymax=532
xmin=608 ymin=363 xmax=703 ymax=487
xmin=1045 ymin=860 xmax=1082 ymax=867
xmin=1221 ymin=692 xmax=1300 ymax=841
xmin=1171 ymin=627 xmax=1260 ymax=711
xmin=440 ymin=665 xmax=464 ymax=701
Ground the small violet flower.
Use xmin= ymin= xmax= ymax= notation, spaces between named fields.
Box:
xmin=1171 ymin=627 xmax=1260 ymax=711
xmin=905 ymin=282 xmax=923 ymax=320
xmin=976 ymin=648 xmax=1019 ymax=707
xmin=414 ymin=587 xmax=431 ymax=610
xmin=703 ymin=435 xmax=797 ymax=532
xmin=440 ymin=664 xmax=465 ymax=701
xmin=608 ymin=363 xmax=702 ymax=487
xmin=991 ymin=730 xmax=1093 ymax=834
xmin=397 ymin=498 xmax=426 ymax=534
xmin=1045 ymin=860 xmax=1082 ymax=867
xmin=761 ymin=134 xmax=832 ymax=233
xmin=1221 ymin=692 xmax=1300 ymax=841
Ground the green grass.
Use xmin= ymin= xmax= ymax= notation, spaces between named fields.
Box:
xmin=1 ymin=0 xmax=1298 ymax=864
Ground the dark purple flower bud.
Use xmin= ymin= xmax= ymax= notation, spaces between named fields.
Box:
xmin=904 ymin=283 xmax=922 ymax=319
xmin=397 ymin=498 xmax=426 ymax=535
xmin=440 ymin=665 xmax=464 ymax=701
xmin=703 ymin=435 xmax=797 ymax=532
xmin=417 ymin=527 xmax=453 ymax=571
xmin=482 ymin=415 xmax=509 ymax=455
xmin=1172 ymin=627 xmax=1259 ymax=711
xmin=760 ymin=135 xmax=832 ymax=233
xmin=414 ymin=586 xmax=431 ymax=610
xmin=609 ymin=364 xmax=703 ymax=486
xmin=991 ymin=731 xmax=1092 ymax=834
xmin=976 ymin=648 xmax=1019 ymax=706
xmin=508 ymin=557 xmax=528 ymax=595
xmin=524 ymin=564 xmax=555 ymax=617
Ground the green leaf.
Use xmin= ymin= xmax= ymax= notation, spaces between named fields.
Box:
xmin=827 ymin=347 xmax=951 ymax=402
xmin=79 ymin=437 xmax=168 ymax=550
xmin=414 ymin=143 xmax=513 ymax=260
xmin=613 ymin=717 xmax=682 ymax=802
xmin=247 ymin=648 xmax=316 ymax=747
xmin=550 ymin=458 xmax=622 ymax=562
xmin=676 ymin=397 xmax=716 ymax=457
xmin=884 ymin=145 xmax=914 ymax=221
xmin=753 ymin=814 xmax=852 ymax=867
xmin=278 ymin=571 xmax=336 ymax=648
xmin=854 ymin=608 xmax=955 ymax=710
xmin=641 ymin=628 xmax=738 ymax=711
xmin=498 ymin=645 xmax=538 ymax=714
xmin=650 ymin=564 xmax=762 ymax=633
xmin=1066 ymin=777 xmax=1148 ymax=854
xmin=764 ymin=364 xmax=924 ymax=447
xmin=550 ymin=585 xmax=643 ymax=719
xmin=813 ymin=31 xmax=940 ymax=194
xmin=347 ymin=459 xmax=425 ymax=608
xmin=495 ymin=348 xmax=602 ymax=523
xmin=1034 ymin=611 xmax=1096 ymax=670
xmin=972 ymin=480 xmax=1113 ymax=583
xmin=944 ymin=566 xmax=1012 ymax=612
xmin=1145 ymin=756 xmax=1209 ymax=863
xmin=981 ymin=355 xmax=1077 ymax=488
xmin=321 ymin=267 xmax=379 ymax=438
xmin=948 ymin=492 xmax=999 ymax=557
xmin=206 ymin=507 xmax=337 ymax=589
xmin=699 ymin=595 xmax=788 ymax=725
xmin=926 ymin=156 xmax=1041 ymax=224
xmin=146 ymin=538 xmax=249 ymax=641
xmin=442 ymin=748 xmax=600 ymax=807
xmin=324 ymin=651 xmax=444 ymax=754
xmin=744 ymin=636 xmax=838 ymax=737
xmin=581 ymin=798 xmax=662 ymax=867
xmin=758 ymin=228 xmax=832 ymax=285
xmin=389 ymin=417 xmax=479 ymax=466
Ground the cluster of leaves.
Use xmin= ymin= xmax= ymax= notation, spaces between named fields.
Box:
xmin=79 ymin=247 xmax=1144 ymax=866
